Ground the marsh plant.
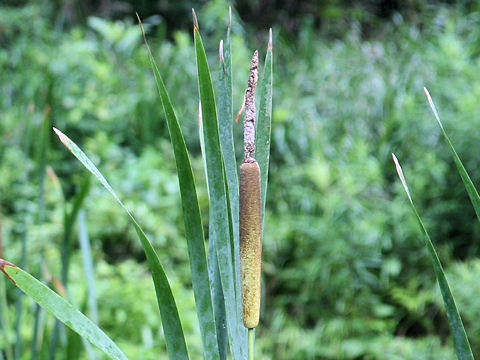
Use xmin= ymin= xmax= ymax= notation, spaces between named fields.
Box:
xmin=0 ymin=9 xmax=272 ymax=360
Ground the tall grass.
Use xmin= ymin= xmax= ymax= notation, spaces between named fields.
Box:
xmin=393 ymin=88 xmax=480 ymax=360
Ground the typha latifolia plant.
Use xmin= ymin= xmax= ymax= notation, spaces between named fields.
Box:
xmin=393 ymin=88 xmax=478 ymax=360
xmin=0 ymin=9 xmax=272 ymax=360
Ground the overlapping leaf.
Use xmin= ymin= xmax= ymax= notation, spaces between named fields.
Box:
xmin=0 ymin=260 xmax=128 ymax=360
xmin=53 ymin=128 xmax=189 ymax=359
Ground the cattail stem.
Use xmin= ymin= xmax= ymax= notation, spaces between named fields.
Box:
xmin=248 ymin=328 xmax=255 ymax=360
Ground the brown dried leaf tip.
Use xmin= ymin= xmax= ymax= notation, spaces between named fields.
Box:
xmin=192 ymin=9 xmax=199 ymax=30
xmin=136 ymin=13 xmax=147 ymax=39
xmin=53 ymin=127 xmax=72 ymax=152
xmin=0 ymin=258 xmax=18 ymax=285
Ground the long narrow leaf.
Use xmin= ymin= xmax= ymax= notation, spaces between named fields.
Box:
xmin=392 ymin=153 xmax=474 ymax=360
xmin=217 ymin=11 xmax=239 ymax=292
xmin=0 ymin=260 xmax=128 ymax=360
xmin=50 ymin=175 xmax=91 ymax=359
xmin=52 ymin=128 xmax=189 ymax=360
xmin=216 ymin=11 xmax=244 ymax=357
xmin=78 ymin=206 xmax=98 ymax=360
xmin=78 ymin=210 xmax=98 ymax=325
xmin=256 ymin=29 xmax=273 ymax=223
xmin=200 ymin=103 xmax=229 ymax=360
xmin=424 ymin=87 xmax=480 ymax=222
xmin=193 ymin=14 xmax=243 ymax=360
xmin=137 ymin=16 xmax=220 ymax=360
xmin=32 ymin=106 xmax=51 ymax=360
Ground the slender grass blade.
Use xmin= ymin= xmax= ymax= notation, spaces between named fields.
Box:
xmin=32 ymin=106 xmax=51 ymax=360
xmin=78 ymin=210 xmax=98 ymax=325
xmin=50 ymin=175 xmax=91 ymax=359
xmin=424 ymin=88 xmax=480 ymax=223
xmin=193 ymin=19 xmax=243 ymax=359
xmin=256 ymin=29 xmax=273 ymax=223
xmin=0 ymin=260 xmax=128 ymax=360
xmin=200 ymin=104 xmax=229 ymax=360
xmin=217 ymin=17 xmax=246 ymax=357
xmin=52 ymin=128 xmax=189 ymax=360
xmin=0 ymin=275 xmax=13 ymax=360
xmin=137 ymin=16 xmax=219 ymax=360
xmin=392 ymin=154 xmax=474 ymax=360
xmin=78 ymin=209 xmax=99 ymax=360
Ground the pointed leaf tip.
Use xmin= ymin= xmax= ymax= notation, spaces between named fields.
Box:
xmin=423 ymin=87 xmax=443 ymax=129
xmin=136 ymin=13 xmax=147 ymax=39
xmin=53 ymin=127 xmax=72 ymax=151
xmin=392 ymin=153 xmax=412 ymax=203
xmin=0 ymin=259 xmax=17 ymax=270
xmin=268 ymin=28 xmax=273 ymax=50
xmin=0 ymin=259 xmax=18 ymax=284
xmin=192 ymin=8 xmax=199 ymax=30
xmin=46 ymin=166 xmax=59 ymax=185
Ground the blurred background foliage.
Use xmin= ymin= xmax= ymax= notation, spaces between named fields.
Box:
xmin=2 ymin=0 xmax=480 ymax=359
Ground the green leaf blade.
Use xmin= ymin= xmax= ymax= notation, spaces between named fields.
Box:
xmin=424 ymin=87 xmax=480 ymax=223
xmin=139 ymin=23 xmax=220 ymax=359
xmin=0 ymin=261 xmax=128 ymax=360
xmin=392 ymin=154 xmax=474 ymax=360
xmin=217 ymin=17 xmax=244 ymax=359
xmin=194 ymin=25 xmax=244 ymax=360
xmin=53 ymin=128 xmax=189 ymax=360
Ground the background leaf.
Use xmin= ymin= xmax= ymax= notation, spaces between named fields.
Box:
xmin=194 ymin=21 xmax=244 ymax=360
xmin=138 ymin=17 xmax=220 ymax=360
xmin=424 ymin=88 xmax=480 ymax=223
xmin=0 ymin=261 xmax=128 ymax=360
xmin=53 ymin=128 xmax=189 ymax=360
xmin=392 ymin=154 xmax=474 ymax=360
xmin=216 ymin=12 xmax=243 ymax=359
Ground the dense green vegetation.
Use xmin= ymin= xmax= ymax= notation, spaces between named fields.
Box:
xmin=2 ymin=0 xmax=480 ymax=359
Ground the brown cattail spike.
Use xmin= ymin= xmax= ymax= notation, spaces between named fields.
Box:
xmin=240 ymin=161 xmax=262 ymax=328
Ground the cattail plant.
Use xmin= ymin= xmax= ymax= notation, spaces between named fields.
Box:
xmin=0 ymin=8 xmax=273 ymax=360
xmin=239 ymin=51 xmax=262 ymax=330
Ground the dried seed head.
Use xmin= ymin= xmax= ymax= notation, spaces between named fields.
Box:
xmin=243 ymin=51 xmax=259 ymax=161
xmin=240 ymin=161 xmax=262 ymax=328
